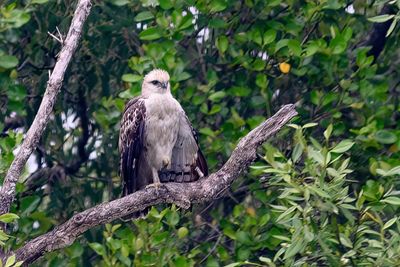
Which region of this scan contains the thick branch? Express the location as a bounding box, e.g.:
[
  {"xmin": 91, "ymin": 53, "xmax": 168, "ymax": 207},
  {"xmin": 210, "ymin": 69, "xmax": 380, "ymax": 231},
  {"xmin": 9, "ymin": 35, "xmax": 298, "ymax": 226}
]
[
  {"xmin": 13, "ymin": 104, "xmax": 297, "ymax": 265},
  {"xmin": 0, "ymin": 0, "xmax": 92, "ymax": 216}
]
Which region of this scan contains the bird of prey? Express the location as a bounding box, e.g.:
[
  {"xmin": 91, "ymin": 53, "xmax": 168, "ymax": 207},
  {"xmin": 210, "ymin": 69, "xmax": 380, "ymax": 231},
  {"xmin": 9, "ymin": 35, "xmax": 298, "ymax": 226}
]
[{"xmin": 119, "ymin": 69, "xmax": 208, "ymax": 197}]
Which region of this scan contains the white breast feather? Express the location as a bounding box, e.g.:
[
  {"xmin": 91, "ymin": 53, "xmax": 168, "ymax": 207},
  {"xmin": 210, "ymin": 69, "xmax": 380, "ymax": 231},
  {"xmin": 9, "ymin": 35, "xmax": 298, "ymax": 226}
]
[{"xmin": 144, "ymin": 94, "xmax": 182, "ymax": 170}]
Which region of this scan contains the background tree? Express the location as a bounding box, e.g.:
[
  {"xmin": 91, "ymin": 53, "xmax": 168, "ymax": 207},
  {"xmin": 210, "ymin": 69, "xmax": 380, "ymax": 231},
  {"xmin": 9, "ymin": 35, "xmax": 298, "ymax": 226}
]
[{"xmin": 0, "ymin": 0, "xmax": 400, "ymax": 266}]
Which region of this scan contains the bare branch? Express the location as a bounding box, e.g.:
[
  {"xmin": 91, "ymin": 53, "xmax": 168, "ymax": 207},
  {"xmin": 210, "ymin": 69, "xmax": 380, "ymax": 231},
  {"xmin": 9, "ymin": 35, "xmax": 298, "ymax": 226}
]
[
  {"xmin": 47, "ymin": 31, "xmax": 63, "ymax": 44},
  {"xmin": 0, "ymin": 0, "xmax": 92, "ymax": 217},
  {"xmin": 13, "ymin": 104, "xmax": 297, "ymax": 265}
]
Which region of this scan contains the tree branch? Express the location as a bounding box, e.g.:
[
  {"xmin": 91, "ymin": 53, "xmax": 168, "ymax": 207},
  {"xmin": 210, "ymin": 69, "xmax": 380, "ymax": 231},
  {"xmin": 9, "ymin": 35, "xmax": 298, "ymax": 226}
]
[
  {"xmin": 12, "ymin": 104, "xmax": 297, "ymax": 265},
  {"xmin": 0, "ymin": 0, "xmax": 92, "ymax": 217}
]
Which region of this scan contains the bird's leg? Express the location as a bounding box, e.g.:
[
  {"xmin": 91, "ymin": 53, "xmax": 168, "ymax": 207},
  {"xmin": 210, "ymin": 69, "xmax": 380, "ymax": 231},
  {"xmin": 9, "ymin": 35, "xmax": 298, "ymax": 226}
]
[
  {"xmin": 146, "ymin": 168, "xmax": 162, "ymax": 190},
  {"xmin": 195, "ymin": 167, "xmax": 204, "ymax": 178}
]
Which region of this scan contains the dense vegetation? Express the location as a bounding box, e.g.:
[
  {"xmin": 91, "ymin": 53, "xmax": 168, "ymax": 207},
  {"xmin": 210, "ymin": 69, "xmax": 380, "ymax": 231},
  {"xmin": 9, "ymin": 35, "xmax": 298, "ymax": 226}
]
[{"xmin": 1, "ymin": 0, "xmax": 400, "ymax": 266}]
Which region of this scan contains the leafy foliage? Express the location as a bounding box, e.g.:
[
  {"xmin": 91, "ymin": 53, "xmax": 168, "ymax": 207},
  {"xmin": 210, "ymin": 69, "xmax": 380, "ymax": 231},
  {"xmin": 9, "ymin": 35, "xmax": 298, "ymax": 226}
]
[{"xmin": 0, "ymin": 0, "xmax": 400, "ymax": 266}]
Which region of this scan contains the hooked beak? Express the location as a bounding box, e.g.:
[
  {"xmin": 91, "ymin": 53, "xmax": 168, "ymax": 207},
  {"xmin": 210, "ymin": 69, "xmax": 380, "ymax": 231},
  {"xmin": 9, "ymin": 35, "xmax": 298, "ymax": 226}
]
[{"xmin": 161, "ymin": 82, "xmax": 168, "ymax": 89}]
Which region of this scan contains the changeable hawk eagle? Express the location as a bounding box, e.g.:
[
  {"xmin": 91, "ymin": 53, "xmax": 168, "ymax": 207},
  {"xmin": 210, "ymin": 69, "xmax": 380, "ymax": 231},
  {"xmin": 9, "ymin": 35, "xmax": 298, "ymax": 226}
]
[{"xmin": 119, "ymin": 69, "xmax": 208, "ymax": 197}]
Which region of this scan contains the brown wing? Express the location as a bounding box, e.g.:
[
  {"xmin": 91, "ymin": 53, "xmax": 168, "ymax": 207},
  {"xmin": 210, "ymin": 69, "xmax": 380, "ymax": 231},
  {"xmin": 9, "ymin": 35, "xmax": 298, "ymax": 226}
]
[
  {"xmin": 119, "ymin": 97, "xmax": 146, "ymax": 196},
  {"xmin": 159, "ymin": 112, "xmax": 208, "ymax": 183}
]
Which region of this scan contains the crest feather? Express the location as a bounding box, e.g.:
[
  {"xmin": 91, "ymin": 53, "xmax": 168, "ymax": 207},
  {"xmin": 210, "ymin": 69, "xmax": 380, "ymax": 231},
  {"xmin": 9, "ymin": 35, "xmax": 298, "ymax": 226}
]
[{"xmin": 144, "ymin": 69, "xmax": 170, "ymax": 82}]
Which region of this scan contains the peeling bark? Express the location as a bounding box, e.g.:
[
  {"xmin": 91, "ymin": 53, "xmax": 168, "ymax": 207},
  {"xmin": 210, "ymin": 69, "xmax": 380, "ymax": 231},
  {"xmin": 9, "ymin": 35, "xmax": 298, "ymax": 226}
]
[{"xmin": 12, "ymin": 104, "xmax": 297, "ymax": 265}]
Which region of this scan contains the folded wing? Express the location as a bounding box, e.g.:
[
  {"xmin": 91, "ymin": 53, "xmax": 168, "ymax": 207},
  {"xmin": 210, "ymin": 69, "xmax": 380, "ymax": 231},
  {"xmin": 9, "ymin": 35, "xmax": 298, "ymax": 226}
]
[
  {"xmin": 160, "ymin": 112, "xmax": 208, "ymax": 182},
  {"xmin": 119, "ymin": 97, "xmax": 146, "ymax": 196}
]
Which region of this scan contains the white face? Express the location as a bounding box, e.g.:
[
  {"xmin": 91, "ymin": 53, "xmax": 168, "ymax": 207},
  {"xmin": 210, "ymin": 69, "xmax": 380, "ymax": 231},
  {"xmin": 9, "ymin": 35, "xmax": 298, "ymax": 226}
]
[{"xmin": 141, "ymin": 69, "xmax": 171, "ymax": 96}]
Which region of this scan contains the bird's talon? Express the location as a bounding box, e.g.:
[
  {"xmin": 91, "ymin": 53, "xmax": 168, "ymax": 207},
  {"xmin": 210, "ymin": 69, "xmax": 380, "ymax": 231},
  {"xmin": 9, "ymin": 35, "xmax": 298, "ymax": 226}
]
[{"xmin": 146, "ymin": 182, "xmax": 162, "ymax": 190}]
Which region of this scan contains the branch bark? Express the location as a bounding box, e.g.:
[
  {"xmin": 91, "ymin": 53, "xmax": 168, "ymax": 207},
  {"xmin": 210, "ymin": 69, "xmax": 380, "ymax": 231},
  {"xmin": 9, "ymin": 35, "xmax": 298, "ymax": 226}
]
[
  {"xmin": 0, "ymin": 0, "xmax": 92, "ymax": 216},
  {"xmin": 12, "ymin": 104, "xmax": 297, "ymax": 265}
]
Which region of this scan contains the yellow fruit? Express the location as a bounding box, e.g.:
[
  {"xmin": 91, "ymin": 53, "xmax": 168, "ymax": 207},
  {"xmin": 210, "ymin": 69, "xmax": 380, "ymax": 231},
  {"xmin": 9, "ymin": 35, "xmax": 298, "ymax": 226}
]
[
  {"xmin": 279, "ymin": 62, "xmax": 291, "ymax": 74},
  {"xmin": 246, "ymin": 207, "xmax": 256, "ymax": 217}
]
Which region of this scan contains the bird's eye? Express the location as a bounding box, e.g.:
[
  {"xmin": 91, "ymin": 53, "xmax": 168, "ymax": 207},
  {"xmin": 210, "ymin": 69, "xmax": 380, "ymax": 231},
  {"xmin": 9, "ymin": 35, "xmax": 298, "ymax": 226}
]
[{"xmin": 151, "ymin": 80, "xmax": 159, "ymax": 85}]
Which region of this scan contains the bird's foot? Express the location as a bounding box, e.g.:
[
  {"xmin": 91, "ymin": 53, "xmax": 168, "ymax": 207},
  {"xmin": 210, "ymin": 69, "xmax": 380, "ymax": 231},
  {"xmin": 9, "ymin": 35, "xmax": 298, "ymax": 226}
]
[
  {"xmin": 145, "ymin": 182, "xmax": 162, "ymax": 190},
  {"xmin": 195, "ymin": 167, "xmax": 205, "ymax": 179}
]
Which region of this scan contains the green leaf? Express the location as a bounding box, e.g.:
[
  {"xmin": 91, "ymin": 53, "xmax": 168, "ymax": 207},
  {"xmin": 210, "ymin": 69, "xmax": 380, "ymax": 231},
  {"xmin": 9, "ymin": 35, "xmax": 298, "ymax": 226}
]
[
  {"xmin": 339, "ymin": 234, "xmax": 353, "ymax": 248},
  {"xmin": 216, "ymin": 36, "xmax": 229, "ymax": 53},
  {"xmin": 210, "ymin": 0, "xmax": 227, "ymax": 12},
  {"xmin": 166, "ymin": 210, "xmax": 179, "ymax": 226},
  {"xmin": 287, "ymin": 124, "xmax": 301, "ymax": 129},
  {"xmin": 381, "ymin": 197, "xmax": 400, "ymax": 205},
  {"xmin": 303, "ymin": 122, "xmax": 318, "ymax": 128},
  {"xmin": 255, "ymin": 73, "xmax": 268, "ymax": 88},
  {"xmin": 209, "ymin": 91, "xmax": 226, "ymax": 102},
  {"xmin": 178, "ymin": 14, "xmax": 193, "ymax": 30},
  {"xmin": 111, "ymin": 224, "xmax": 121, "ymax": 232},
  {"xmin": 284, "ymin": 240, "xmax": 303, "ymax": 259},
  {"xmin": 259, "ymin": 256, "xmax": 272, "ymax": 263},
  {"xmin": 252, "ymin": 58, "xmax": 266, "ymax": 71},
  {"xmin": 288, "ymin": 39, "xmax": 302, "ymax": 56},
  {"xmin": 109, "ymin": 0, "xmax": 130, "ymax": 6},
  {"xmin": 199, "ymin": 127, "xmax": 215, "ymax": 137},
  {"xmin": 89, "ymin": 242, "xmax": 105, "ymax": 256},
  {"xmin": 159, "ymin": 0, "xmax": 173, "ymax": 9},
  {"xmin": 263, "ymin": 29, "xmax": 276, "ymax": 45},
  {"xmin": 368, "ymin": 14, "xmax": 395, "ymax": 23},
  {"xmin": 275, "ymin": 39, "xmax": 289, "ymax": 52},
  {"xmin": 251, "ymin": 30, "xmax": 263, "ymax": 46},
  {"xmin": 224, "ymin": 263, "xmax": 241, "ymax": 267},
  {"xmin": 374, "ymin": 130, "xmax": 397, "ymax": 144},
  {"xmin": 308, "ymin": 147, "xmax": 324, "ymax": 165},
  {"xmin": 236, "ymin": 231, "xmax": 252, "ymax": 245},
  {"xmin": 176, "ymin": 72, "xmax": 191, "ymax": 81},
  {"xmin": 386, "ymin": 18, "xmax": 398, "ymax": 37},
  {"xmin": 330, "ymin": 35, "xmax": 347, "ymax": 55},
  {"xmin": 0, "ymin": 213, "xmax": 19, "ymax": 223},
  {"xmin": 330, "ymin": 140, "xmax": 354, "ymax": 153},
  {"xmin": 276, "ymin": 206, "xmax": 297, "ymax": 222},
  {"xmin": 383, "ymin": 166, "xmax": 400, "ymax": 176},
  {"xmin": 134, "ymin": 11, "xmax": 154, "ymax": 22},
  {"xmin": 228, "ymin": 86, "xmax": 251, "ymax": 97},
  {"xmin": 0, "ymin": 230, "xmax": 10, "ymax": 241},
  {"xmin": 5, "ymin": 254, "xmax": 15, "ymax": 267},
  {"xmin": 177, "ymin": 227, "xmax": 188, "ymax": 238},
  {"xmin": 31, "ymin": 0, "xmax": 49, "ymax": 3},
  {"xmin": 305, "ymin": 41, "xmax": 319, "ymax": 56},
  {"xmin": 292, "ymin": 143, "xmax": 303, "ymax": 163},
  {"xmin": 209, "ymin": 18, "xmax": 227, "ymax": 28},
  {"xmin": 0, "ymin": 55, "xmax": 18, "ymax": 69},
  {"xmin": 383, "ymin": 217, "xmax": 397, "ymax": 230},
  {"xmin": 324, "ymin": 124, "xmax": 333, "ymax": 140},
  {"xmin": 139, "ymin": 27, "xmax": 163, "ymax": 41},
  {"xmin": 121, "ymin": 74, "xmax": 142, "ymax": 83},
  {"xmin": 308, "ymin": 186, "xmax": 331, "ymax": 199}
]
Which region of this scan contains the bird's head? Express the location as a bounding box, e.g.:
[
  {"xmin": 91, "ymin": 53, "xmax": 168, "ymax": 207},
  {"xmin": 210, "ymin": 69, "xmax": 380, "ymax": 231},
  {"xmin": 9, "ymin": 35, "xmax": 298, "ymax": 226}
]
[{"xmin": 142, "ymin": 69, "xmax": 170, "ymax": 96}]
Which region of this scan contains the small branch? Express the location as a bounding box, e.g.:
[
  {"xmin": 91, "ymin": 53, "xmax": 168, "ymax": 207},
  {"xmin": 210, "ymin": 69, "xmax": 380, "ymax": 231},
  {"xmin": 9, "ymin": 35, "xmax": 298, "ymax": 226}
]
[
  {"xmin": 47, "ymin": 31, "xmax": 63, "ymax": 44},
  {"xmin": 0, "ymin": 0, "xmax": 92, "ymax": 217},
  {"xmin": 13, "ymin": 104, "xmax": 297, "ymax": 265}
]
